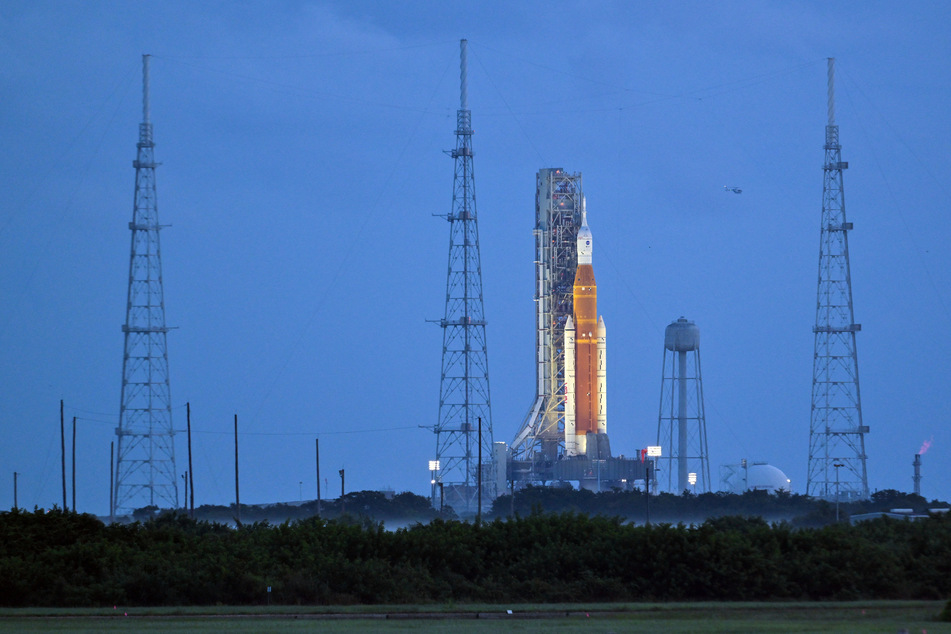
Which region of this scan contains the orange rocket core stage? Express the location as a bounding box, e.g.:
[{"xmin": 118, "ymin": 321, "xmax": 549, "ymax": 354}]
[{"xmin": 572, "ymin": 264, "xmax": 598, "ymax": 436}]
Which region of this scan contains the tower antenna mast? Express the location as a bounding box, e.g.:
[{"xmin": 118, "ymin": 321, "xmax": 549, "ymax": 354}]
[
  {"xmin": 114, "ymin": 54, "xmax": 178, "ymax": 516},
  {"xmin": 432, "ymin": 39, "xmax": 494, "ymax": 515},
  {"xmin": 806, "ymin": 58, "xmax": 869, "ymax": 500}
]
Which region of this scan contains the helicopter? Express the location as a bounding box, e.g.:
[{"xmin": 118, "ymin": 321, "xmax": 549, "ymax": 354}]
[{"xmin": 723, "ymin": 186, "xmax": 742, "ymax": 194}]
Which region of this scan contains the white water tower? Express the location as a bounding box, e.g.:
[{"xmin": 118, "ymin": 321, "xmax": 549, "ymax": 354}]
[{"xmin": 656, "ymin": 317, "xmax": 711, "ymax": 493}]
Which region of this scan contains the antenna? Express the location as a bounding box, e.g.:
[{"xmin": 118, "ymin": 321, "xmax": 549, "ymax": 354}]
[
  {"xmin": 807, "ymin": 57, "xmax": 869, "ymax": 500},
  {"xmin": 460, "ymin": 39, "xmax": 468, "ymax": 112},
  {"xmin": 432, "ymin": 39, "xmax": 494, "ymax": 515},
  {"xmin": 827, "ymin": 57, "xmax": 835, "ymax": 127},
  {"xmin": 143, "ymin": 54, "xmax": 151, "ymax": 125},
  {"xmin": 114, "ymin": 55, "xmax": 178, "ymax": 516}
]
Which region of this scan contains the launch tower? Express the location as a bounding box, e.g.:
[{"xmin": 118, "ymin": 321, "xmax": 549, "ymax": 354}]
[
  {"xmin": 114, "ymin": 55, "xmax": 178, "ymax": 516},
  {"xmin": 806, "ymin": 58, "xmax": 869, "ymax": 500},
  {"xmin": 433, "ymin": 40, "xmax": 495, "ymax": 514},
  {"xmin": 511, "ymin": 169, "xmax": 584, "ymax": 464}
]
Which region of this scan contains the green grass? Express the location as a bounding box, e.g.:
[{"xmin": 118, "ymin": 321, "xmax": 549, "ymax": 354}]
[{"xmin": 0, "ymin": 601, "xmax": 947, "ymax": 633}]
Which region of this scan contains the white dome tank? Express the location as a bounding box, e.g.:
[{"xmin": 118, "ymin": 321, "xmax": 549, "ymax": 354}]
[{"xmin": 728, "ymin": 463, "xmax": 791, "ymax": 494}]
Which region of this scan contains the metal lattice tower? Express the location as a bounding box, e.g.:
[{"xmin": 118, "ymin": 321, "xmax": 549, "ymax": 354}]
[
  {"xmin": 656, "ymin": 317, "xmax": 710, "ymax": 494},
  {"xmin": 113, "ymin": 55, "xmax": 178, "ymax": 516},
  {"xmin": 433, "ymin": 39, "xmax": 494, "ymax": 514},
  {"xmin": 511, "ymin": 169, "xmax": 583, "ymax": 466},
  {"xmin": 806, "ymin": 58, "xmax": 869, "ymax": 501}
]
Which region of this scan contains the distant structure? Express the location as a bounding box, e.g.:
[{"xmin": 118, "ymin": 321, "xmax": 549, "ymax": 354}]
[
  {"xmin": 720, "ymin": 461, "xmax": 791, "ymax": 494},
  {"xmin": 806, "ymin": 58, "xmax": 869, "ymax": 501},
  {"xmin": 563, "ymin": 198, "xmax": 608, "ymax": 459},
  {"xmin": 432, "ymin": 40, "xmax": 495, "ymax": 514},
  {"xmin": 656, "ymin": 317, "xmax": 710, "ymax": 493},
  {"xmin": 503, "ymin": 172, "xmax": 645, "ymax": 491},
  {"xmin": 113, "ymin": 55, "xmax": 178, "ymax": 516},
  {"xmin": 913, "ymin": 454, "xmax": 921, "ymax": 496},
  {"xmin": 511, "ymin": 169, "xmax": 584, "ymax": 465}
]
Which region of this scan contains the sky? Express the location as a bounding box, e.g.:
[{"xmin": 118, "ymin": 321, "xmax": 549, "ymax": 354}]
[{"xmin": 1, "ymin": 1, "xmax": 949, "ymax": 515}]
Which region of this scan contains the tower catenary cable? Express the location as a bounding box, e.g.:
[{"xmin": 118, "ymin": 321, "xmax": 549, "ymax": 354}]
[
  {"xmin": 433, "ymin": 39, "xmax": 494, "ymax": 514},
  {"xmin": 806, "ymin": 58, "xmax": 869, "ymax": 501},
  {"xmin": 114, "ymin": 55, "xmax": 178, "ymax": 516}
]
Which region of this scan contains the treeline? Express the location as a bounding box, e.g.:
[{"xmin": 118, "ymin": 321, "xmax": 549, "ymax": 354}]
[
  {"xmin": 135, "ymin": 490, "xmax": 446, "ymax": 525},
  {"xmin": 491, "ymin": 487, "xmax": 947, "ymax": 527},
  {"xmin": 130, "ymin": 487, "xmax": 945, "ymax": 528},
  {"xmin": 2, "ymin": 507, "xmax": 950, "ymax": 607}
]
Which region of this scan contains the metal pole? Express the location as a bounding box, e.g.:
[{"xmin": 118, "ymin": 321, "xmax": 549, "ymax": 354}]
[
  {"xmin": 13, "ymin": 471, "xmax": 17, "ymax": 511},
  {"xmin": 60, "ymin": 400, "xmax": 66, "ymax": 510},
  {"xmin": 477, "ymin": 417, "xmax": 482, "ymax": 526},
  {"xmin": 187, "ymin": 402, "xmax": 194, "ymax": 518},
  {"xmin": 234, "ymin": 414, "xmax": 241, "ymax": 526},
  {"xmin": 646, "ymin": 462, "xmax": 651, "ymax": 526},
  {"xmin": 339, "ymin": 469, "xmax": 345, "ymax": 515},
  {"xmin": 109, "ymin": 441, "xmax": 114, "ymax": 523},
  {"xmin": 315, "ymin": 438, "xmax": 321, "ymax": 515},
  {"xmin": 71, "ymin": 416, "xmax": 76, "ymax": 512},
  {"xmin": 834, "ymin": 462, "xmax": 843, "ymax": 522},
  {"xmin": 677, "ymin": 350, "xmax": 688, "ymax": 493}
]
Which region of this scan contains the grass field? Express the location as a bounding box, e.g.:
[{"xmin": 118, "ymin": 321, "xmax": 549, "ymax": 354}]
[{"xmin": 0, "ymin": 601, "xmax": 947, "ymax": 633}]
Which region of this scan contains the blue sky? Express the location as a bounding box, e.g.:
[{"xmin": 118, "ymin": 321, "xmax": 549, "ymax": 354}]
[{"xmin": 1, "ymin": 1, "xmax": 949, "ymax": 514}]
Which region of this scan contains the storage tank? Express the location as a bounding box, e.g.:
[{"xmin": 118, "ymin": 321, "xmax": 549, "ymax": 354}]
[
  {"xmin": 727, "ymin": 462, "xmax": 792, "ymax": 494},
  {"xmin": 664, "ymin": 317, "xmax": 699, "ymax": 352}
]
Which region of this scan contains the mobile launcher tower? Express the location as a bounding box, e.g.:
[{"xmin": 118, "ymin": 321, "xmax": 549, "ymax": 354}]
[{"xmin": 506, "ymin": 169, "xmax": 648, "ymax": 490}]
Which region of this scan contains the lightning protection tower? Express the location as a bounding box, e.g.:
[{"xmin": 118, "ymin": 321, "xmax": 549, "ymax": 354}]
[
  {"xmin": 113, "ymin": 55, "xmax": 178, "ymax": 516},
  {"xmin": 433, "ymin": 39, "xmax": 494, "ymax": 515},
  {"xmin": 806, "ymin": 58, "xmax": 869, "ymax": 501},
  {"xmin": 510, "ymin": 169, "xmax": 583, "ymax": 466},
  {"xmin": 656, "ymin": 317, "xmax": 711, "ymax": 493}
]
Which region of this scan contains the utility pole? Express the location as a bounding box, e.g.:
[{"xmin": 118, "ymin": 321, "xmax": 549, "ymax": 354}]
[
  {"xmin": 315, "ymin": 438, "xmax": 321, "ymax": 516},
  {"xmin": 834, "ymin": 462, "xmax": 844, "ymax": 522},
  {"xmin": 338, "ymin": 468, "xmax": 347, "ymax": 516},
  {"xmin": 234, "ymin": 414, "xmax": 241, "ymax": 527},
  {"xmin": 187, "ymin": 403, "xmax": 194, "ymax": 518},
  {"xmin": 71, "ymin": 416, "xmax": 76, "ymax": 512},
  {"xmin": 13, "ymin": 472, "xmax": 18, "ymax": 511},
  {"xmin": 477, "ymin": 416, "xmax": 482, "ymax": 526},
  {"xmin": 109, "ymin": 442, "xmax": 114, "ymax": 523},
  {"xmin": 60, "ymin": 400, "xmax": 66, "ymax": 510}
]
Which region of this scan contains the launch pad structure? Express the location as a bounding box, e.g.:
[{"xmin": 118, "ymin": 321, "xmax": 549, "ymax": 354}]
[
  {"xmin": 505, "ymin": 168, "xmax": 649, "ymax": 491},
  {"xmin": 511, "ymin": 169, "xmax": 583, "ymax": 465}
]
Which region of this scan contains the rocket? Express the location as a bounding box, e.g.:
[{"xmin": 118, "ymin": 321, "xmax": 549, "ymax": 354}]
[{"xmin": 564, "ymin": 197, "xmax": 607, "ymax": 457}]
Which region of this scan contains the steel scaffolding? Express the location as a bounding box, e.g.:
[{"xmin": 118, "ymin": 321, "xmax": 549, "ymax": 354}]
[
  {"xmin": 806, "ymin": 58, "xmax": 869, "ymax": 501},
  {"xmin": 510, "ymin": 169, "xmax": 583, "ymax": 468},
  {"xmin": 433, "ymin": 40, "xmax": 494, "ymax": 515},
  {"xmin": 114, "ymin": 55, "xmax": 178, "ymax": 516}
]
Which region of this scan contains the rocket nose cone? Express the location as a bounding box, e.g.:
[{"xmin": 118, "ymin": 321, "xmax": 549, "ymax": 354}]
[{"xmin": 576, "ymin": 199, "xmax": 593, "ymax": 264}]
